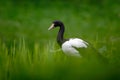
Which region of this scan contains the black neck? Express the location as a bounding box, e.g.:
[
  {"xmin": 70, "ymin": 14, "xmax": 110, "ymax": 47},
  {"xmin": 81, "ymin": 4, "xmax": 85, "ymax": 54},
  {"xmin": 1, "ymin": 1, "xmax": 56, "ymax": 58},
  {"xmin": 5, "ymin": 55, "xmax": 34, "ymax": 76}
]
[{"xmin": 57, "ymin": 24, "xmax": 65, "ymax": 46}]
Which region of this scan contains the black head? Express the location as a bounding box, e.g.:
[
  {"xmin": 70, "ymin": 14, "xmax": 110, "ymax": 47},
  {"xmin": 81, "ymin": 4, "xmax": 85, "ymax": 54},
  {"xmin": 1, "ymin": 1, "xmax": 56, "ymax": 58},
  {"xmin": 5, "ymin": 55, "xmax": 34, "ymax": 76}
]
[{"xmin": 48, "ymin": 20, "xmax": 64, "ymax": 30}]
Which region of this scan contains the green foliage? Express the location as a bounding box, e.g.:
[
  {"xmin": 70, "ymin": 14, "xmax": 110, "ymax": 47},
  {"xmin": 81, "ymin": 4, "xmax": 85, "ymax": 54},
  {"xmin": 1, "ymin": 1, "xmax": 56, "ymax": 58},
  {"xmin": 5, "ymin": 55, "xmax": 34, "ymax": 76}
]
[
  {"xmin": 0, "ymin": 0, "xmax": 120, "ymax": 80},
  {"xmin": 0, "ymin": 39, "xmax": 120, "ymax": 80}
]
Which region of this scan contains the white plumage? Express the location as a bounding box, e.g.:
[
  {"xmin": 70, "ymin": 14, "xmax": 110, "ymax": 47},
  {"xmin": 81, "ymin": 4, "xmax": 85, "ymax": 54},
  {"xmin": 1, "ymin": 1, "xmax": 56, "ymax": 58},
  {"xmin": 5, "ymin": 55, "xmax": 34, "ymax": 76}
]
[{"xmin": 62, "ymin": 38, "xmax": 89, "ymax": 57}]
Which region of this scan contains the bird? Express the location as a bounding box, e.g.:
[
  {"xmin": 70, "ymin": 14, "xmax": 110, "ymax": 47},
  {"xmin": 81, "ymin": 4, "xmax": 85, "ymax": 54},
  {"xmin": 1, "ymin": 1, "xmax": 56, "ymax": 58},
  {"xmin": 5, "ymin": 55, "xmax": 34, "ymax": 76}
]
[{"xmin": 48, "ymin": 20, "xmax": 89, "ymax": 57}]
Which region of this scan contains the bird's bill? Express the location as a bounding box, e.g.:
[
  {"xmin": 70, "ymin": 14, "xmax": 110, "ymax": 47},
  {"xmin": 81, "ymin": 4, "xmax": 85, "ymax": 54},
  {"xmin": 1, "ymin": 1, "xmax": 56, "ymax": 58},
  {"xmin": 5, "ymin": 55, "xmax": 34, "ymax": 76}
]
[{"xmin": 48, "ymin": 24, "xmax": 54, "ymax": 30}]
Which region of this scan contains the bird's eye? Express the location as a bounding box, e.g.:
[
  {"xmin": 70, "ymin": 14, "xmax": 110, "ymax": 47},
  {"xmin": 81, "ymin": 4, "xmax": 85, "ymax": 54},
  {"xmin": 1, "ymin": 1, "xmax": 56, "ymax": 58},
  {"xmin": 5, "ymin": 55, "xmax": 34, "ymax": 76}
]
[{"xmin": 54, "ymin": 24, "xmax": 57, "ymax": 27}]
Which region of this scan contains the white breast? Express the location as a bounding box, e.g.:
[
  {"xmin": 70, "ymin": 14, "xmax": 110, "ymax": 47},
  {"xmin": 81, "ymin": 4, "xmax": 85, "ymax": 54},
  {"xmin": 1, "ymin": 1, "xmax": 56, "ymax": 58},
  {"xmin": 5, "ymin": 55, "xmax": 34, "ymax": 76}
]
[{"xmin": 62, "ymin": 38, "xmax": 89, "ymax": 57}]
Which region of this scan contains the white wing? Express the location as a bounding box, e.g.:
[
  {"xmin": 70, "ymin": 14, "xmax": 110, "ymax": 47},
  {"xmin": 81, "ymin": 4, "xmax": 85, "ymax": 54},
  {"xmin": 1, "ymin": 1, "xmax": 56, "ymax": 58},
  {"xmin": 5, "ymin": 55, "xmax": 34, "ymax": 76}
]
[
  {"xmin": 61, "ymin": 38, "xmax": 89, "ymax": 57},
  {"xmin": 69, "ymin": 38, "xmax": 89, "ymax": 48}
]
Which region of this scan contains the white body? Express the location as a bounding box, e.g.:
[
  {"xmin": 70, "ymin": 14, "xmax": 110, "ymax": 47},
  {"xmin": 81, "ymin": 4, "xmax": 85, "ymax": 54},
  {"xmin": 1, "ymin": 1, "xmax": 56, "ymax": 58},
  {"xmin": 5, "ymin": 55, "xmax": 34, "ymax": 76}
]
[{"xmin": 62, "ymin": 38, "xmax": 89, "ymax": 57}]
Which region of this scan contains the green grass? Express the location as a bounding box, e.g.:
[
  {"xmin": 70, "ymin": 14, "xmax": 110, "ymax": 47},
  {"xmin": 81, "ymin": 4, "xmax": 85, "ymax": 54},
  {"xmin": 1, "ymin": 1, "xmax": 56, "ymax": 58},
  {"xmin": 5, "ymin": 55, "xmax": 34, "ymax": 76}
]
[
  {"xmin": 0, "ymin": 0, "xmax": 120, "ymax": 80},
  {"xmin": 0, "ymin": 38, "xmax": 119, "ymax": 80}
]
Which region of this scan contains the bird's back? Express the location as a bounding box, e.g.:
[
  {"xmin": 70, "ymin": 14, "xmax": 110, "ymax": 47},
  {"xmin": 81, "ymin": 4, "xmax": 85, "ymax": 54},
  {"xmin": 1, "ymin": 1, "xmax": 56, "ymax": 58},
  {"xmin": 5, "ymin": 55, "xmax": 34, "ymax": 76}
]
[{"xmin": 61, "ymin": 38, "xmax": 89, "ymax": 57}]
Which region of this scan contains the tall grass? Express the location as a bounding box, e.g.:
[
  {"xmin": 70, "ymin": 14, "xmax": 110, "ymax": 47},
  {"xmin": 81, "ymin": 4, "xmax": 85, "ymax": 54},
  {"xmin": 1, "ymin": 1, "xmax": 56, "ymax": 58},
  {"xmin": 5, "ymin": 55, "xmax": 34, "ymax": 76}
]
[{"xmin": 0, "ymin": 38, "xmax": 119, "ymax": 80}]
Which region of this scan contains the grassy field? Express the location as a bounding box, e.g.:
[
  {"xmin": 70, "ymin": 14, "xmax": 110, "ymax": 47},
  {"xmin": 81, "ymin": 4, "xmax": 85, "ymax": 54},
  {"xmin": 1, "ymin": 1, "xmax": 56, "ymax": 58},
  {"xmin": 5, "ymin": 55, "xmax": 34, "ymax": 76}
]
[{"xmin": 0, "ymin": 0, "xmax": 120, "ymax": 80}]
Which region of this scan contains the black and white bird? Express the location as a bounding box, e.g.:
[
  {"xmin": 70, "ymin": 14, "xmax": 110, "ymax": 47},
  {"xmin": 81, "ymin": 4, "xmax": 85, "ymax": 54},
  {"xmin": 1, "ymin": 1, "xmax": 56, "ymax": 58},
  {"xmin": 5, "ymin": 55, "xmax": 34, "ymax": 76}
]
[{"xmin": 48, "ymin": 20, "xmax": 89, "ymax": 57}]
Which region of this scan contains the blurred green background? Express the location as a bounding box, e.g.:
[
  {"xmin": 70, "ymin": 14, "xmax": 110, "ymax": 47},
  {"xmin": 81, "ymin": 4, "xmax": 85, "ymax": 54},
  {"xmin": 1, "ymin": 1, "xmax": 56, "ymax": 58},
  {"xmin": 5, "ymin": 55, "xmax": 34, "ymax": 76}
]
[{"xmin": 0, "ymin": 0, "xmax": 120, "ymax": 80}]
